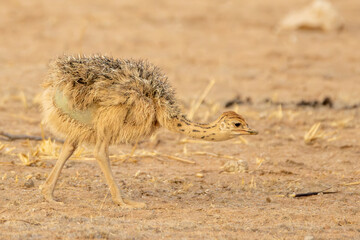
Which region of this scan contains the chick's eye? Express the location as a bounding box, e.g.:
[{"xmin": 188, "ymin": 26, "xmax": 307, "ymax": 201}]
[{"xmin": 234, "ymin": 123, "xmax": 241, "ymax": 127}]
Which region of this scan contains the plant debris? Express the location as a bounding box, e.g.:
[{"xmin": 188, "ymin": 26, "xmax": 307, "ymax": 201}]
[
  {"xmin": 0, "ymin": 131, "xmax": 64, "ymax": 143},
  {"xmin": 0, "ymin": 131, "xmax": 43, "ymax": 141},
  {"xmin": 297, "ymin": 96, "xmax": 333, "ymax": 108},
  {"xmin": 303, "ymin": 122, "xmax": 335, "ymax": 144},
  {"xmin": 188, "ymin": 79, "xmax": 215, "ymax": 120},
  {"xmin": 224, "ymin": 95, "xmax": 252, "ymax": 108},
  {"xmin": 262, "ymin": 96, "xmax": 340, "ymax": 109}
]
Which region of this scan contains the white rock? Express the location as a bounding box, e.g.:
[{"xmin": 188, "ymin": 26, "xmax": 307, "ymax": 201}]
[{"xmin": 278, "ymin": 0, "xmax": 343, "ymax": 31}]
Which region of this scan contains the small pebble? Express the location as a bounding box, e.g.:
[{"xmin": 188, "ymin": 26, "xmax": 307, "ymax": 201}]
[
  {"xmin": 24, "ymin": 179, "xmax": 35, "ymax": 188},
  {"xmin": 266, "ymin": 197, "xmax": 271, "ymax": 203},
  {"xmin": 35, "ymin": 173, "xmax": 43, "ymax": 180}
]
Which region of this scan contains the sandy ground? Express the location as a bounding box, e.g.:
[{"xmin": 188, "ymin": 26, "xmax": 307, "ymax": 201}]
[{"xmin": 0, "ymin": 0, "xmax": 359, "ymax": 239}]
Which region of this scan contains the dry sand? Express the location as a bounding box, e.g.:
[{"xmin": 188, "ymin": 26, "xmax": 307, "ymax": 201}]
[{"xmin": 0, "ymin": 0, "xmax": 359, "ymax": 239}]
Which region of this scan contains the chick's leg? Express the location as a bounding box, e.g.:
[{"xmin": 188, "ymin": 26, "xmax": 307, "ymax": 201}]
[
  {"xmin": 94, "ymin": 140, "xmax": 146, "ymax": 208},
  {"xmin": 41, "ymin": 139, "xmax": 77, "ymax": 204}
]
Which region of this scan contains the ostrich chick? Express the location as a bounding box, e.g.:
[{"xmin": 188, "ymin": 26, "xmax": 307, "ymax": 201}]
[{"xmin": 41, "ymin": 55, "xmax": 258, "ymax": 208}]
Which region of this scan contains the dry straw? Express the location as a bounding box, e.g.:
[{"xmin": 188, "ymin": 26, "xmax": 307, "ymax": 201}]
[
  {"xmin": 304, "ymin": 122, "xmax": 331, "ymax": 144},
  {"xmin": 188, "ymin": 79, "xmax": 216, "ymax": 120}
]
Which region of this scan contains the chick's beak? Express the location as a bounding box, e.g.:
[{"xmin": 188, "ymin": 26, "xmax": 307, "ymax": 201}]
[
  {"xmin": 233, "ymin": 128, "xmax": 258, "ymax": 135},
  {"xmin": 246, "ymin": 129, "xmax": 258, "ymax": 135}
]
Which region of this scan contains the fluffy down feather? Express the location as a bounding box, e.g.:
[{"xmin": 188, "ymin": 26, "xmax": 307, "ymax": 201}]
[{"xmin": 42, "ymin": 55, "xmax": 181, "ymax": 144}]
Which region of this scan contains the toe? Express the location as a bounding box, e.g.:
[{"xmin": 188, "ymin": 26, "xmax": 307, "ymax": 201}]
[
  {"xmin": 113, "ymin": 198, "xmax": 146, "ymax": 208},
  {"xmin": 42, "ymin": 189, "xmax": 64, "ymax": 205},
  {"xmin": 123, "ymin": 199, "xmax": 146, "ymax": 208},
  {"xmin": 44, "ymin": 195, "xmax": 64, "ymax": 205}
]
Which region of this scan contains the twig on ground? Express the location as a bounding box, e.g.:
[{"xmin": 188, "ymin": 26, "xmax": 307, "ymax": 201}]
[
  {"xmin": 289, "ymin": 187, "xmax": 338, "ymax": 198},
  {"xmin": 0, "ymin": 131, "xmax": 43, "ymax": 141},
  {"xmin": 160, "ymin": 154, "xmax": 196, "ymax": 164},
  {"xmin": 0, "ymin": 219, "xmax": 41, "ymax": 226},
  {"xmin": 110, "ymin": 151, "xmax": 196, "ymax": 165},
  {"xmin": 0, "ymin": 131, "xmax": 63, "ymax": 143}
]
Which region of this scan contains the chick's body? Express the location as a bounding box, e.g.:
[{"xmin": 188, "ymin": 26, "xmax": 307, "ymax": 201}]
[
  {"xmin": 42, "ymin": 55, "xmax": 180, "ymax": 144},
  {"xmin": 40, "ymin": 55, "xmax": 258, "ymax": 208}
]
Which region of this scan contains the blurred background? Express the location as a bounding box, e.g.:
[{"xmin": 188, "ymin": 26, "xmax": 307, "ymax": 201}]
[{"xmin": 1, "ymin": 0, "xmax": 359, "ymax": 106}]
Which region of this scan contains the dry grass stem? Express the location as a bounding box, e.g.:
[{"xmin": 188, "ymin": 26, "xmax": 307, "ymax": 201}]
[
  {"xmin": 249, "ymin": 176, "xmax": 256, "ymax": 189},
  {"xmin": 188, "ymin": 151, "xmax": 218, "ymax": 157},
  {"xmin": 99, "ymin": 189, "xmax": 110, "ymax": 212},
  {"xmin": 304, "ymin": 122, "xmax": 326, "ymax": 144},
  {"xmin": 0, "ymin": 142, "xmax": 7, "ymax": 152},
  {"xmin": 37, "ymin": 139, "xmax": 61, "ymax": 157},
  {"xmin": 162, "ymin": 154, "xmax": 195, "ymax": 164},
  {"xmin": 0, "ymin": 208, "xmax": 7, "ymax": 215},
  {"xmin": 341, "ymin": 181, "xmax": 360, "ymax": 186},
  {"xmin": 109, "ymin": 150, "xmax": 195, "ymax": 164},
  {"xmin": 183, "ymin": 144, "xmax": 188, "ymax": 155},
  {"xmin": 127, "ymin": 140, "xmax": 139, "ymax": 162},
  {"xmin": 188, "ymin": 79, "xmax": 216, "ymax": 120}
]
